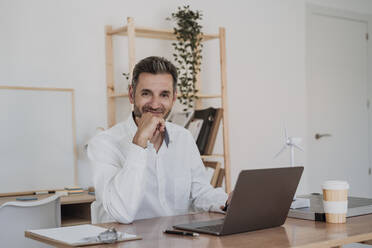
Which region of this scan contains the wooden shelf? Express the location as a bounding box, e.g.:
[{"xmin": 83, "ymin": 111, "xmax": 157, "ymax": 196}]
[
  {"xmin": 201, "ymin": 154, "xmax": 224, "ymax": 160},
  {"xmin": 105, "ymin": 17, "xmax": 232, "ymax": 193},
  {"xmin": 109, "ymin": 92, "xmax": 221, "ymax": 99},
  {"xmin": 107, "ymin": 26, "xmax": 219, "ymax": 41},
  {"xmin": 60, "ymin": 193, "xmax": 95, "ymax": 205}
]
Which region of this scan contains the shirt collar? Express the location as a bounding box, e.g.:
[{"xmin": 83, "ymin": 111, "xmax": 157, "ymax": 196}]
[{"xmin": 127, "ymin": 112, "xmax": 171, "ymax": 147}]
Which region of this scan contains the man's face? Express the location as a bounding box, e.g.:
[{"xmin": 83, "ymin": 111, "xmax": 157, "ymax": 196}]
[{"xmin": 129, "ymin": 72, "xmax": 176, "ymax": 120}]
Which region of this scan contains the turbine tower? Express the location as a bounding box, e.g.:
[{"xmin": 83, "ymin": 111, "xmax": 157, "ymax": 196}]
[{"xmin": 274, "ymin": 128, "xmax": 310, "ymax": 209}]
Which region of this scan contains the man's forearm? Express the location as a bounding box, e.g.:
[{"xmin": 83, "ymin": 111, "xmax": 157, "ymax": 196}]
[
  {"xmin": 133, "ymin": 132, "xmax": 148, "ymax": 148},
  {"xmin": 88, "ymin": 136, "xmax": 148, "ymax": 224},
  {"xmin": 103, "ymin": 161, "xmax": 147, "ymax": 223}
]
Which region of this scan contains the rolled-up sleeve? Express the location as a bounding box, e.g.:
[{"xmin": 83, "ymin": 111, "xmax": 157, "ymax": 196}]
[
  {"xmin": 186, "ymin": 133, "xmax": 228, "ymax": 212},
  {"xmin": 87, "ymin": 133, "xmax": 147, "ymax": 223}
]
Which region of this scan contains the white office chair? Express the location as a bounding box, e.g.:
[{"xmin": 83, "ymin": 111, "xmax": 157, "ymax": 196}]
[{"xmin": 0, "ymin": 195, "xmax": 61, "ymax": 248}]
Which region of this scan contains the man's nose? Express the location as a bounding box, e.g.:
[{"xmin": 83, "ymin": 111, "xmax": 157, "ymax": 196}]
[{"xmin": 148, "ymin": 96, "xmax": 161, "ymax": 109}]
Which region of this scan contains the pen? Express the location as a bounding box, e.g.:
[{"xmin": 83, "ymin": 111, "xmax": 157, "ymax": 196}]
[{"xmin": 164, "ymin": 230, "xmax": 199, "ymax": 237}]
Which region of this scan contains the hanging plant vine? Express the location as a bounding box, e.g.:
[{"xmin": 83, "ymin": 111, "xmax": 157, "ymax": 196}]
[{"xmin": 167, "ymin": 5, "xmax": 203, "ymax": 110}]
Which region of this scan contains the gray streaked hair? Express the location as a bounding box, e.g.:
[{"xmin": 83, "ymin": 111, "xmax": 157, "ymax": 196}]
[{"xmin": 131, "ymin": 56, "xmax": 178, "ymax": 95}]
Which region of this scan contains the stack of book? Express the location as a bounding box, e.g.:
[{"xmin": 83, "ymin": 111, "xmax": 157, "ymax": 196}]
[
  {"xmin": 168, "ymin": 107, "xmax": 223, "ymax": 155},
  {"xmin": 189, "ymin": 107, "xmax": 223, "ymax": 155},
  {"xmin": 64, "ymin": 187, "xmax": 84, "ymax": 195}
]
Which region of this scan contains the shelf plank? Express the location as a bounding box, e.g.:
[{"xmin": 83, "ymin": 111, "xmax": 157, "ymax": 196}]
[
  {"xmin": 109, "ymin": 93, "xmax": 129, "ymax": 98},
  {"xmin": 107, "ymin": 26, "xmax": 219, "ymax": 41},
  {"xmin": 0, "ymin": 86, "xmax": 73, "ymax": 92},
  {"xmin": 195, "ymin": 94, "xmax": 221, "ymax": 99},
  {"xmin": 110, "ymin": 93, "xmax": 221, "ymax": 99},
  {"xmin": 61, "ymin": 193, "xmax": 95, "ymax": 205},
  {"xmin": 0, "ymin": 192, "xmax": 95, "ymax": 205},
  {"xmin": 107, "ymin": 26, "xmax": 128, "ymax": 35},
  {"xmin": 201, "ymin": 154, "xmax": 224, "ymax": 160}
]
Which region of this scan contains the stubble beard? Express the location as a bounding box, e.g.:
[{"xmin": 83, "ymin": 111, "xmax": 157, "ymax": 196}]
[{"xmin": 133, "ymin": 102, "xmax": 172, "ymax": 120}]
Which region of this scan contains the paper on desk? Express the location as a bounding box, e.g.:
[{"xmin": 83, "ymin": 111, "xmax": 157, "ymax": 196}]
[{"xmin": 28, "ymin": 224, "xmax": 139, "ymax": 246}]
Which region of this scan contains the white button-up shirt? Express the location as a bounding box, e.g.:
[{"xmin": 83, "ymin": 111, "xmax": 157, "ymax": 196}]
[{"xmin": 87, "ymin": 114, "xmax": 227, "ymax": 224}]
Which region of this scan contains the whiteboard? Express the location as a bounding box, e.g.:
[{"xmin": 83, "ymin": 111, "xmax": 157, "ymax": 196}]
[{"xmin": 0, "ymin": 86, "xmax": 77, "ymax": 194}]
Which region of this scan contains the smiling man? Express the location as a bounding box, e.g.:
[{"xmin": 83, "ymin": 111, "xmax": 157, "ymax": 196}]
[{"xmin": 87, "ymin": 56, "xmax": 228, "ymax": 224}]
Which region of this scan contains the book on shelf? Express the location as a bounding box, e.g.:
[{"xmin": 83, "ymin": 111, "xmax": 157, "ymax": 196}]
[
  {"xmin": 188, "ymin": 107, "xmax": 223, "ymax": 155},
  {"xmin": 67, "ymin": 190, "xmax": 84, "ymax": 195},
  {"xmin": 64, "ymin": 187, "xmax": 84, "ymax": 195},
  {"xmin": 188, "ymin": 119, "xmax": 204, "ymax": 141},
  {"xmin": 64, "ymin": 187, "xmax": 83, "ymax": 191},
  {"xmin": 167, "ymin": 110, "xmax": 194, "ymax": 127}
]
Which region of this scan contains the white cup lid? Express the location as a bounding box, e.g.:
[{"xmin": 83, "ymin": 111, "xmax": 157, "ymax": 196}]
[{"xmin": 322, "ymin": 180, "xmax": 349, "ymax": 190}]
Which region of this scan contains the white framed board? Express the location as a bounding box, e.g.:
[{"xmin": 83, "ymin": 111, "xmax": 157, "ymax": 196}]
[{"xmin": 0, "ymin": 86, "xmax": 77, "ymax": 195}]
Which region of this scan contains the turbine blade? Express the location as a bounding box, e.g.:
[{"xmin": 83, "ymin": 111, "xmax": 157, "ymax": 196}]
[
  {"xmin": 274, "ymin": 145, "xmax": 287, "ymax": 158},
  {"xmin": 293, "ymin": 144, "xmax": 304, "ymax": 151},
  {"xmin": 284, "ymin": 127, "xmax": 288, "ymax": 140}
]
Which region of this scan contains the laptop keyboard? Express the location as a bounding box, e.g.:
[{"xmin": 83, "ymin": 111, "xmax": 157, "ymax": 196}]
[{"xmin": 196, "ymin": 224, "xmax": 223, "ymax": 233}]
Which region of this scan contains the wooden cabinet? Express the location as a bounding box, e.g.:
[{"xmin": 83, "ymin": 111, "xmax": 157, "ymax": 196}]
[{"xmin": 60, "ymin": 192, "xmax": 95, "ymax": 226}]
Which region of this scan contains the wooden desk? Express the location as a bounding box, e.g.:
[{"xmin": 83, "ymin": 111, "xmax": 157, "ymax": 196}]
[
  {"xmin": 0, "ymin": 192, "xmax": 95, "ymax": 226},
  {"xmin": 26, "ymin": 212, "xmax": 372, "ymax": 248}
]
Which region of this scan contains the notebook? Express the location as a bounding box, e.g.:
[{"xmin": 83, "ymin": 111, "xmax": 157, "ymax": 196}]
[
  {"xmin": 288, "ymin": 194, "xmax": 372, "ymax": 221},
  {"xmin": 26, "ymin": 224, "xmax": 141, "ymax": 246}
]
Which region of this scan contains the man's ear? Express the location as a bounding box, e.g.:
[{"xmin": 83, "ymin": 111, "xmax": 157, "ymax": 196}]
[
  {"xmin": 129, "ymin": 85, "xmax": 134, "ymax": 104},
  {"xmin": 172, "ymin": 90, "xmax": 177, "ymax": 103}
]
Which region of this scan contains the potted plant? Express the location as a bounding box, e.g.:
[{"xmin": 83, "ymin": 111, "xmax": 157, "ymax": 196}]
[{"xmin": 167, "ymin": 5, "xmax": 203, "ymax": 110}]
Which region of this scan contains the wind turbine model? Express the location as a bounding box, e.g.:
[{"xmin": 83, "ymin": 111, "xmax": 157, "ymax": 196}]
[
  {"xmin": 274, "ymin": 128, "xmax": 310, "ymax": 209},
  {"xmin": 274, "ymin": 128, "xmax": 303, "ymax": 166}
]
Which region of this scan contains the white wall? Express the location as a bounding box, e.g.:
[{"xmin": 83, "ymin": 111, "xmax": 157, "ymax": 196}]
[{"xmin": 1, "ymin": 0, "xmax": 372, "ymax": 194}]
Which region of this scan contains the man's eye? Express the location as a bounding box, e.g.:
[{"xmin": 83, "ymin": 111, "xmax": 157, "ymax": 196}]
[
  {"xmin": 141, "ymin": 92, "xmax": 149, "ymax": 96},
  {"xmin": 161, "ymin": 94, "xmax": 169, "ymax": 98}
]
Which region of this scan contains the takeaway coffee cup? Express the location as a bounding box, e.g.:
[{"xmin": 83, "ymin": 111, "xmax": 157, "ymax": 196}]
[{"xmin": 322, "ymin": 180, "xmax": 349, "ymax": 223}]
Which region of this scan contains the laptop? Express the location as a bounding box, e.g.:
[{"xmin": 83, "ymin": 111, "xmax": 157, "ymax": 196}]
[{"xmin": 174, "ymin": 166, "xmax": 303, "ymax": 236}]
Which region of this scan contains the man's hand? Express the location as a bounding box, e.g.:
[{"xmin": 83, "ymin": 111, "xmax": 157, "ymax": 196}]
[
  {"xmin": 220, "ymin": 191, "xmax": 233, "ymax": 211},
  {"xmin": 132, "ymin": 113, "xmax": 165, "ymax": 148}
]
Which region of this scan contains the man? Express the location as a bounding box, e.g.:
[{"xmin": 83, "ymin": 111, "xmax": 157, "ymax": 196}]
[{"xmin": 88, "ymin": 56, "xmax": 228, "ymax": 224}]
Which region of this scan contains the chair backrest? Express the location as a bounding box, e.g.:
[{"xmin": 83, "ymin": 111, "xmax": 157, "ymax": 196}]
[{"xmin": 0, "ymin": 195, "xmax": 61, "ymax": 248}]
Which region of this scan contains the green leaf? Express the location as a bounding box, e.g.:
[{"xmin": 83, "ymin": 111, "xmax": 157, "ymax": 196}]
[{"xmin": 170, "ymin": 5, "xmax": 204, "ymax": 108}]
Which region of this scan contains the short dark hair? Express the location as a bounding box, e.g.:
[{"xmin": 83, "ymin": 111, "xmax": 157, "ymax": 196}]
[{"xmin": 131, "ymin": 56, "xmax": 178, "ymax": 95}]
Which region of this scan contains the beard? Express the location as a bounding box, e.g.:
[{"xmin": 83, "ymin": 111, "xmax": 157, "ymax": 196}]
[{"xmin": 133, "ymin": 103, "xmax": 171, "ymax": 120}]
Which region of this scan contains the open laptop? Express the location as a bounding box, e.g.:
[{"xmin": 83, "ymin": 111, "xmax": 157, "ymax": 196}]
[{"xmin": 174, "ymin": 166, "xmax": 303, "ymax": 236}]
